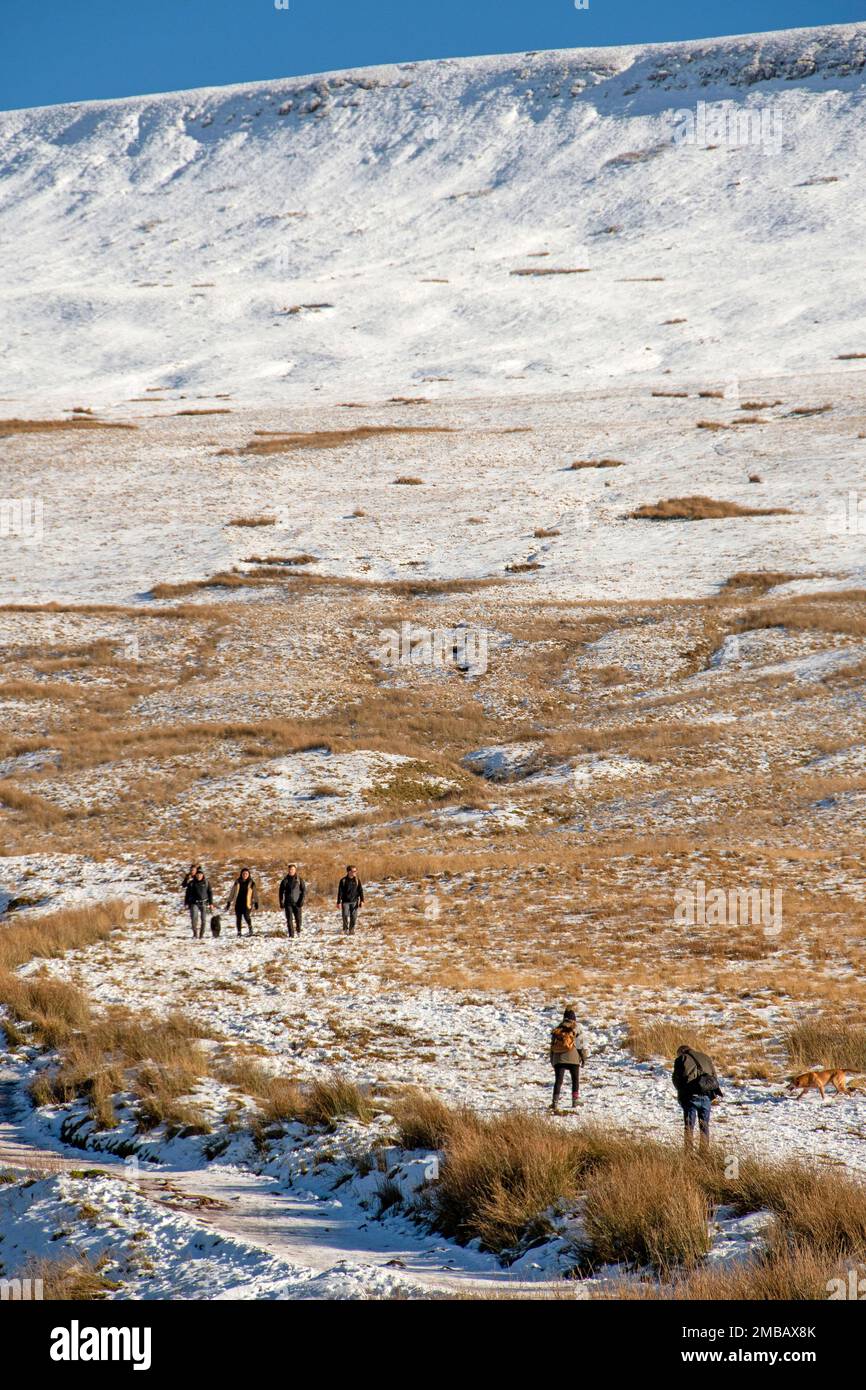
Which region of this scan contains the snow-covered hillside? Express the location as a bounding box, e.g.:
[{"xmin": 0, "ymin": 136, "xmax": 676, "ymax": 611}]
[{"xmin": 2, "ymin": 23, "xmax": 866, "ymax": 405}]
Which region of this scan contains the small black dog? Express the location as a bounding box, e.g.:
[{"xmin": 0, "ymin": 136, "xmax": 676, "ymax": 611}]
[{"xmin": 210, "ymin": 914, "xmax": 222, "ymax": 939}]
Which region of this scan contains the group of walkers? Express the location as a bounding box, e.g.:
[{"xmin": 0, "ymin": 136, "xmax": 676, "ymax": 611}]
[
  {"xmin": 181, "ymin": 863, "xmax": 365, "ymax": 939},
  {"xmin": 183, "ymin": 869, "xmax": 722, "ymax": 1146},
  {"xmin": 549, "ymin": 1008, "xmax": 723, "ymax": 1150}
]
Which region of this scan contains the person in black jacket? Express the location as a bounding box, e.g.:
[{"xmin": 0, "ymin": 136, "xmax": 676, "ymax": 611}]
[
  {"xmin": 672, "ymin": 1044, "xmax": 722, "ymax": 1153},
  {"xmin": 279, "ymin": 863, "xmax": 306, "ymax": 938},
  {"xmin": 184, "ymin": 868, "xmax": 213, "ymax": 939},
  {"xmin": 336, "ymin": 865, "xmax": 364, "ymax": 934}
]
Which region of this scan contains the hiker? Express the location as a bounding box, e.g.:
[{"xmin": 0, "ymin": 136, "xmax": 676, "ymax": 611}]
[
  {"xmin": 672, "ymin": 1044, "xmax": 723, "ymax": 1153},
  {"xmin": 278, "ymin": 863, "xmax": 306, "ymax": 938},
  {"xmin": 226, "ymin": 867, "xmax": 259, "ymax": 937},
  {"xmin": 337, "ymin": 865, "xmax": 364, "ymax": 934},
  {"xmin": 550, "ymin": 1007, "xmax": 587, "ymax": 1112},
  {"xmin": 184, "ymin": 868, "xmax": 213, "ymax": 940}
]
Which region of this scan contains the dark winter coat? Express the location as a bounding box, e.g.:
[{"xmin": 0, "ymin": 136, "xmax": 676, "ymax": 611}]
[
  {"xmin": 279, "ymin": 873, "xmax": 306, "ymax": 909},
  {"xmin": 227, "ymin": 877, "xmax": 259, "ymax": 913},
  {"xmin": 550, "ymin": 1021, "xmax": 587, "ymax": 1068},
  {"xmin": 672, "ymin": 1047, "xmax": 721, "ymax": 1103},
  {"xmin": 184, "ymin": 877, "xmax": 213, "ymax": 908},
  {"xmin": 337, "ymin": 875, "xmax": 364, "ymax": 906}
]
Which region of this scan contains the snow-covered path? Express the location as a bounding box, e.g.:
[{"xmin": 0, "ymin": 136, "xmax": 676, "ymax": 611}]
[{"xmin": 0, "ymin": 1072, "xmax": 565, "ymax": 1297}]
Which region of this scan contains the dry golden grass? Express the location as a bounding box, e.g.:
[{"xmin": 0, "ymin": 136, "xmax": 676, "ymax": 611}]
[
  {"xmin": 0, "ymin": 600, "xmax": 227, "ymax": 620},
  {"xmin": 21, "ymin": 1254, "xmax": 120, "ymax": 1300},
  {"xmin": 782, "ymin": 1019, "xmax": 866, "ymax": 1073},
  {"xmin": 0, "ymin": 418, "xmax": 136, "ymax": 434},
  {"xmin": 27, "ymin": 1005, "xmax": 212, "ymax": 1133},
  {"xmin": 3, "ymin": 973, "xmax": 92, "ymax": 1048},
  {"xmin": 624, "ymin": 1019, "xmax": 713, "ymax": 1066},
  {"xmin": 720, "ymin": 570, "xmax": 804, "ymax": 596},
  {"xmin": 703, "ymin": 1152, "xmax": 866, "ymax": 1257},
  {"xmin": 226, "ymin": 515, "xmax": 277, "ymax": 527},
  {"xmin": 134, "ymin": 1065, "xmax": 211, "ymax": 1136},
  {"xmin": 630, "ymin": 496, "xmax": 792, "ymax": 520},
  {"xmin": 390, "ymin": 1088, "xmax": 464, "ymax": 1150},
  {"xmin": 217, "ymin": 1059, "xmax": 375, "ymax": 1128},
  {"xmin": 0, "ymin": 900, "xmax": 138, "ymax": 973},
  {"xmin": 416, "ymin": 1109, "xmax": 588, "ymax": 1253},
  {"xmin": 219, "ymin": 1058, "xmax": 303, "ymax": 1122},
  {"xmin": 149, "ymin": 570, "xmax": 503, "ymax": 601},
  {"xmin": 737, "ymin": 590, "xmax": 866, "ymax": 639},
  {"xmin": 237, "ymin": 425, "xmax": 453, "ymax": 455},
  {"xmin": 612, "ymin": 1242, "xmax": 843, "ymax": 1300},
  {"xmin": 397, "ymin": 1095, "xmax": 866, "ymax": 1276},
  {"xmin": 0, "ymin": 783, "xmax": 75, "ymax": 827},
  {"xmin": 510, "ymin": 267, "xmax": 590, "ymax": 276},
  {"xmin": 570, "ymin": 458, "xmax": 625, "ymax": 469},
  {"xmin": 584, "ymin": 1151, "xmax": 712, "ymax": 1273},
  {"xmin": 303, "ymin": 1076, "xmax": 377, "ymax": 1127},
  {"xmin": 0, "ymin": 903, "xmax": 208, "ymax": 1135}
]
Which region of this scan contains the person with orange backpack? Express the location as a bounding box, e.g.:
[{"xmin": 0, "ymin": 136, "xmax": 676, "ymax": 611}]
[{"xmin": 549, "ymin": 1007, "xmax": 587, "ymax": 1112}]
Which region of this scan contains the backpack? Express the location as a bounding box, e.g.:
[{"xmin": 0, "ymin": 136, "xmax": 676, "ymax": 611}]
[
  {"xmin": 551, "ymin": 1023, "xmax": 577, "ymax": 1053},
  {"xmin": 696, "ymin": 1072, "xmax": 723, "ymax": 1099},
  {"xmin": 210, "ymin": 914, "xmax": 222, "ymax": 938}
]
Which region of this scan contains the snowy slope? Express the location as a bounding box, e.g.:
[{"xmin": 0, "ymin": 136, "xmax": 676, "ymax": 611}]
[{"xmin": 1, "ymin": 23, "xmax": 866, "ymax": 405}]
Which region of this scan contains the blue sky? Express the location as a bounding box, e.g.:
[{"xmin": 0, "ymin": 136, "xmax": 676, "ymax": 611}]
[{"xmin": 2, "ymin": 1, "xmax": 864, "ymax": 111}]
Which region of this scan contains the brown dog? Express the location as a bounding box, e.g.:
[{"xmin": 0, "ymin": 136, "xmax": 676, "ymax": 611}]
[{"xmin": 786, "ymin": 1069, "xmax": 850, "ymax": 1100}]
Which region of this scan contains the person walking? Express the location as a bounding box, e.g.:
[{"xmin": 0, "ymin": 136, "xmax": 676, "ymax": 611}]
[
  {"xmin": 672, "ymin": 1043, "xmax": 723, "ymax": 1153},
  {"xmin": 549, "ymin": 1007, "xmax": 587, "ymax": 1112},
  {"xmin": 336, "ymin": 865, "xmax": 364, "ymax": 934},
  {"xmin": 279, "ymin": 863, "xmax": 306, "ymax": 938},
  {"xmin": 184, "ymin": 867, "xmax": 212, "ymax": 940},
  {"xmin": 226, "ymin": 867, "xmax": 259, "ymax": 937}
]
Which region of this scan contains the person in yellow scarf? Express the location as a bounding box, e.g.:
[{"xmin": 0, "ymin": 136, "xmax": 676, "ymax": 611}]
[{"xmin": 226, "ymin": 867, "xmax": 259, "ymax": 936}]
